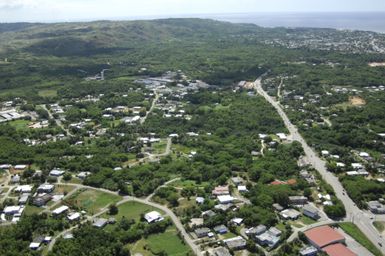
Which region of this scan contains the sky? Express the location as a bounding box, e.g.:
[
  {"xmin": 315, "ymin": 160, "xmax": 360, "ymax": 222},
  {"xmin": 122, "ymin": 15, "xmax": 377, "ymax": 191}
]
[{"xmin": 0, "ymin": 0, "xmax": 385, "ymax": 22}]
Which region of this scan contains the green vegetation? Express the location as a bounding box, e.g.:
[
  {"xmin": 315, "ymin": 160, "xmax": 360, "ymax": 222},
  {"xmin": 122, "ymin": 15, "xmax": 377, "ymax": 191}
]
[
  {"xmin": 338, "ymin": 222, "xmax": 382, "ymax": 256},
  {"xmin": 373, "ymin": 221, "xmax": 385, "ymax": 233},
  {"xmin": 64, "ymin": 189, "xmax": 121, "ymax": 214},
  {"xmin": 145, "ymin": 227, "xmax": 191, "ymax": 256},
  {"xmin": 106, "ymin": 201, "xmax": 161, "ymax": 222}
]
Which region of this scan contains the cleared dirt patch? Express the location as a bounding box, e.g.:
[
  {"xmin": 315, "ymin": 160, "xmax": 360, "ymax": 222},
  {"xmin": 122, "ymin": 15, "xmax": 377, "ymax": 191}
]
[
  {"xmin": 349, "ymin": 96, "xmax": 366, "ymax": 106},
  {"xmin": 368, "ymin": 62, "xmax": 385, "ymax": 67}
]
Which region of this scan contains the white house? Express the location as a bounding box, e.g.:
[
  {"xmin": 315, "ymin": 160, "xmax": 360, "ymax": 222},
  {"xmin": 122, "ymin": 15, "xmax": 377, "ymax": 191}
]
[
  {"xmin": 217, "ymin": 195, "xmax": 234, "ymax": 204},
  {"xmin": 52, "ymin": 205, "xmax": 69, "ymax": 215},
  {"xmin": 144, "ymin": 211, "xmax": 164, "ymax": 223}
]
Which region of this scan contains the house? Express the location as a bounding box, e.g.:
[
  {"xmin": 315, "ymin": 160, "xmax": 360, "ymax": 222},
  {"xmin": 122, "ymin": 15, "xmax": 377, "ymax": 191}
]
[
  {"xmin": 289, "ymin": 196, "xmax": 308, "ymax": 205},
  {"xmin": 237, "ymin": 185, "xmax": 248, "ymax": 192},
  {"xmin": 280, "ymin": 208, "xmax": 301, "ymax": 220},
  {"xmin": 52, "ymin": 205, "xmax": 69, "ymax": 216},
  {"xmin": 33, "ymin": 194, "xmax": 52, "ymax": 207},
  {"xmin": 196, "ymin": 197, "xmax": 205, "ymax": 204},
  {"xmin": 195, "ymin": 227, "xmax": 210, "ymax": 238},
  {"xmin": 303, "ymin": 205, "xmax": 320, "ymax": 220},
  {"xmin": 276, "ymin": 133, "xmax": 287, "ymax": 140},
  {"xmin": 144, "ymin": 211, "xmax": 163, "ymax": 223},
  {"xmin": 213, "ymin": 247, "xmax": 232, "ymax": 256},
  {"xmin": 214, "ymin": 225, "xmax": 228, "ymax": 234},
  {"xmin": 15, "ymin": 185, "xmax": 33, "ymax": 193},
  {"xmin": 67, "ymin": 212, "xmax": 81, "ymax": 221},
  {"xmin": 368, "ymin": 201, "xmax": 385, "ymax": 214},
  {"xmin": 268, "ymin": 227, "xmax": 282, "ymax": 237},
  {"xmin": 3, "ymin": 205, "xmax": 24, "ymax": 215},
  {"xmin": 321, "ymin": 150, "xmax": 330, "ymax": 157},
  {"xmin": 246, "ymin": 225, "xmax": 267, "ymax": 237},
  {"xmin": 323, "ymin": 243, "xmax": 357, "ymax": 256},
  {"xmin": 215, "ymin": 203, "xmax": 233, "ymax": 212},
  {"xmin": 18, "ymin": 194, "xmax": 30, "ymax": 205},
  {"xmin": 49, "ymin": 169, "xmax": 65, "ymax": 176},
  {"xmin": 77, "ymin": 172, "xmax": 91, "ymax": 179},
  {"xmin": 212, "ymin": 185, "xmax": 229, "ymax": 196},
  {"xmin": 37, "ymin": 184, "xmax": 55, "ymax": 193},
  {"xmin": 29, "ymin": 237, "xmax": 44, "ymax": 250},
  {"xmin": 11, "ymin": 174, "xmax": 20, "ymax": 183},
  {"xmin": 231, "ymin": 218, "xmax": 243, "ymax": 226},
  {"xmin": 188, "ymin": 218, "xmax": 204, "ymax": 228},
  {"xmin": 273, "ymin": 203, "xmax": 284, "ymax": 212},
  {"xmin": 223, "ymin": 236, "xmax": 247, "ymax": 250},
  {"xmin": 231, "ymin": 177, "xmax": 243, "ymax": 185},
  {"xmin": 93, "ymin": 218, "xmax": 108, "ymax": 228},
  {"xmin": 255, "ymin": 228, "xmax": 281, "ymax": 248},
  {"xmin": 217, "ymin": 195, "xmax": 234, "ymax": 204},
  {"xmin": 299, "ymin": 245, "xmax": 318, "ymax": 256},
  {"xmin": 14, "ymin": 164, "xmax": 27, "ymax": 170},
  {"xmin": 304, "ymin": 226, "xmax": 345, "ymax": 249},
  {"xmin": 202, "ymin": 210, "xmax": 216, "ymax": 218}
]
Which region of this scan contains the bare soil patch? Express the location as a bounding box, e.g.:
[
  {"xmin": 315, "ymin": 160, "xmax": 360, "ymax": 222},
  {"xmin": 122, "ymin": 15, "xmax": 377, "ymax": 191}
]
[{"xmin": 349, "ymin": 96, "xmax": 366, "ymax": 106}]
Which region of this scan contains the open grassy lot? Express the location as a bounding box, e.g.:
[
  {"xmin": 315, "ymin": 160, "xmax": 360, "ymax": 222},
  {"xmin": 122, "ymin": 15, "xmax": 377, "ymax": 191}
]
[
  {"xmin": 24, "ymin": 205, "xmax": 43, "ymax": 215},
  {"xmin": 8, "ymin": 120, "xmax": 30, "ymax": 131},
  {"xmin": 54, "ymin": 184, "xmax": 76, "ymax": 194},
  {"xmin": 107, "ymin": 201, "xmax": 163, "ymax": 221},
  {"xmin": 66, "ymin": 189, "xmax": 121, "ymax": 214},
  {"xmin": 373, "ymin": 221, "xmax": 385, "ymax": 233},
  {"xmin": 38, "ymin": 89, "xmax": 57, "ymax": 98},
  {"xmin": 131, "ymin": 227, "xmax": 190, "ymax": 256},
  {"xmin": 152, "ymin": 139, "xmax": 168, "ymax": 154},
  {"xmin": 338, "ymin": 222, "xmax": 382, "ymax": 256}
]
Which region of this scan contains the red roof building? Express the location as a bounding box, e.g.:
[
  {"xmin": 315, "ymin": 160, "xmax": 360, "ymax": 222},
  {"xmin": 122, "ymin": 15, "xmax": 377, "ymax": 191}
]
[
  {"xmin": 304, "ymin": 226, "xmax": 345, "ymax": 249},
  {"xmin": 323, "ymin": 243, "xmax": 357, "ymax": 256}
]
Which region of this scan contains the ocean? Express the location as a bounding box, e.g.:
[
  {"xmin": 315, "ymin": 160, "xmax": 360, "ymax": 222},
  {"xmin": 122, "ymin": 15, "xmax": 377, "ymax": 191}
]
[{"xmin": 196, "ymin": 12, "xmax": 385, "ymax": 33}]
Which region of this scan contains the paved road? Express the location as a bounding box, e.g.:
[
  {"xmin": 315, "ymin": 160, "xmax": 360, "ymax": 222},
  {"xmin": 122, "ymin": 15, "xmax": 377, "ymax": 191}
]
[
  {"xmin": 140, "ymin": 90, "xmax": 160, "ymax": 125},
  {"xmin": 46, "ymin": 181, "xmax": 201, "ymax": 256},
  {"xmin": 255, "ymin": 77, "xmax": 385, "ymax": 254},
  {"xmin": 40, "ymin": 105, "xmax": 74, "ymax": 137}
]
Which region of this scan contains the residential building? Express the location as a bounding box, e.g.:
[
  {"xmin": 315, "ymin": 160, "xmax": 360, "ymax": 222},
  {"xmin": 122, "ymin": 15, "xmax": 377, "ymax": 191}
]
[
  {"xmin": 33, "ymin": 194, "xmax": 52, "ymax": 207},
  {"xmin": 93, "ymin": 218, "xmax": 108, "ymax": 228},
  {"xmin": 289, "ymin": 196, "xmax": 308, "ymax": 205},
  {"xmin": 303, "ymin": 205, "xmax": 320, "ymax": 220},
  {"xmin": 280, "ymin": 208, "xmax": 301, "ymax": 220},
  {"xmin": 223, "ymin": 236, "xmax": 246, "ymax": 250},
  {"xmin": 300, "ymin": 246, "xmax": 318, "ymax": 256},
  {"xmin": 212, "ymin": 185, "xmax": 230, "ymax": 196},
  {"xmin": 52, "ymin": 206, "xmax": 69, "ymax": 216},
  {"xmin": 214, "ymin": 225, "xmax": 228, "ymax": 234},
  {"xmin": 37, "ymin": 184, "xmax": 55, "ymax": 193},
  {"xmin": 144, "ymin": 211, "xmax": 164, "ymax": 223},
  {"xmin": 195, "ymin": 227, "xmax": 210, "ymax": 238},
  {"xmin": 213, "ymin": 247, "xmax": 232, "ymax": 256}
]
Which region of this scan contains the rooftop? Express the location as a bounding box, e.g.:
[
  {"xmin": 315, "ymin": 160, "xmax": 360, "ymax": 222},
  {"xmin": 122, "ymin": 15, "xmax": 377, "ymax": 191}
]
[
  {"xmin": 323, "ymin": 243, "xmax": 357, "ymax": 256},
  {"xmin": 305, "ymin": 226, "xmax": 345, "ymax": 248}
]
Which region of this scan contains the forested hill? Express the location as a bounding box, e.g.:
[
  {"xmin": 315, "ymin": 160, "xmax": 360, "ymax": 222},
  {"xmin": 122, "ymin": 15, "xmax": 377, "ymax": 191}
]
[{"xmin": 0, "ymin": 18, "xmax": 384, "ymax": 97}]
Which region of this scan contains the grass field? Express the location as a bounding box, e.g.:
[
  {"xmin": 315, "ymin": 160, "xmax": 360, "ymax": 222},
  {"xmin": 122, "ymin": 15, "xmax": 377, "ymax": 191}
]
[
  {"xmin": 338, "ymin": 222, "xmax": 382, "ymax": 256},
  {"xmin": 8, "ymin": 120, "xmax": 30, "ymax": 131},
  {"xmin": 54, "ymin": 184, "xmax": 76, "ymax": 194},
  {"xmin": 106, "ymin": 201, "xmax": 162, "ymax": 221},
  {"xmin": 152, "ymin": 139, "xmax": 168, "ymax": 154},
  {"xmin": 38, "ymin": 89, "xmax": 58, "ymax": 98},
  {"xmin": 133, "ymin": 227, "xmax": 190, "ymax": 256},
  {"xmin": 24, "ymin": 205, "xmax": 43, "ymax": 215},
  {"xmin": 66, "ymin": 189, "xmax": 121, "ymax": 214},
  {"xmin": 373, "ymin": 221, "xmax": 385, "ymax": 233}
]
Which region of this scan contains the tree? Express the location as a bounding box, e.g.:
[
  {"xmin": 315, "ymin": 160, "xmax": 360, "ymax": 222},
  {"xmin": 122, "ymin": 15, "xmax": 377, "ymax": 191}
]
[
  {"xmin": 109, "ymin": 204, "xmax": 119, "ymax": 215},
  {"xmin": 63, "ymin": 173, "xmax": 72, "ymax": 181}
]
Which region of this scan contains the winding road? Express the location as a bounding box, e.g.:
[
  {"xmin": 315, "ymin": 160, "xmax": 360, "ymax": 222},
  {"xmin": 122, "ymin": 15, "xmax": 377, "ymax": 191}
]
[
  {"xmin": 255, "ymin": 77, "xmax": 385, "ymax": 254},
  {"xmin": 45, "ymin": 181, "xmax": 201, "ymax": 255}
]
